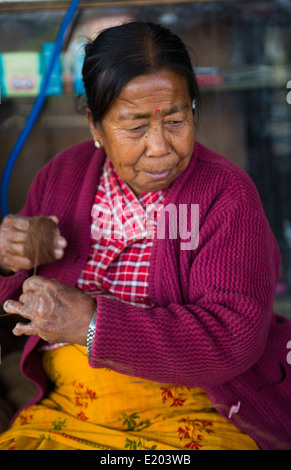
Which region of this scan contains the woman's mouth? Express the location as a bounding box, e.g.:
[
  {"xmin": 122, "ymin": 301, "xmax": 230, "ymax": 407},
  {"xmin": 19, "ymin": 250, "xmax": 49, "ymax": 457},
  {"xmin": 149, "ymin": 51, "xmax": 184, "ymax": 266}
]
[{"xmin": 142, "ymin": 169, "xmax": 172, "ymax": 180}]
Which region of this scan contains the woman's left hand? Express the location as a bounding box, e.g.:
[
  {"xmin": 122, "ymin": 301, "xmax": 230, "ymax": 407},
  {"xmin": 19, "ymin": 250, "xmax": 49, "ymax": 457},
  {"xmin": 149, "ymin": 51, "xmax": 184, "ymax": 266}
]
[{"xmin": 3, "ymin": 276, "xmax": 97, "ymax": 346}]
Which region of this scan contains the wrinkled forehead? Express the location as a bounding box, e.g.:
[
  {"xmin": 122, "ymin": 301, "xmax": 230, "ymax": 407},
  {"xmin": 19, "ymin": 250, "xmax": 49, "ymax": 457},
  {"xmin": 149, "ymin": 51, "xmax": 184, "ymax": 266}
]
[{"xmin": 104, "ymin": 70, "xmax": 192, "ymax": 120}]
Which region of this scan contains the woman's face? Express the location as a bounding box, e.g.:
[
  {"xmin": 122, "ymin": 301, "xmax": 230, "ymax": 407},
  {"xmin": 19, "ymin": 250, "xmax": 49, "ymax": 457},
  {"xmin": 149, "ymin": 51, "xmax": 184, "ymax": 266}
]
[{"xmin": 88, "ymin": 69, "xmax": 195, "ymax": 196}]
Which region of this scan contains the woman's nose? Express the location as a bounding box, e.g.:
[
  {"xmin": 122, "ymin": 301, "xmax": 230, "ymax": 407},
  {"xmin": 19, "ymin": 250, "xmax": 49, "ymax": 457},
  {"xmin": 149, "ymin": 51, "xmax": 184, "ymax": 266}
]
[{"xmin": 145, "ymin": 127, "xmax": 170, "ymax": 157}]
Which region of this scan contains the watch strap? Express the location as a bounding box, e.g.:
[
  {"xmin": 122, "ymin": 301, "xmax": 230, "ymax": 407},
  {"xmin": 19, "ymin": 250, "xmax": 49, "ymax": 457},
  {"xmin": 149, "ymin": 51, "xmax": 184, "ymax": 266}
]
[{"xmin": 86, "ymin": 308, "xmax": 97, "ymax": 356}]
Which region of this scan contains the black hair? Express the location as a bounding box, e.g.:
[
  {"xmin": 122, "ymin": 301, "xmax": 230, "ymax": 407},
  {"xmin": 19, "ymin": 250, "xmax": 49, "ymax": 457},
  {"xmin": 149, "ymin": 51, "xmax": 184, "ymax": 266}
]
[{"xmin": 82, "ymin": 21, "xmax": 200, "ymax": 123}]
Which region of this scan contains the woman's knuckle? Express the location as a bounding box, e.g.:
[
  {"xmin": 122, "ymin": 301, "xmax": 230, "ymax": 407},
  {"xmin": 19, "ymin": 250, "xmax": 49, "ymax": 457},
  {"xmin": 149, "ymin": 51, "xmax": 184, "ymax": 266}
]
[
  {"xmin": 46, "ymin": 279, "xmax": 60, "ymax": 293},
  {"xmin": 2, "ymin": 254, "xmax": 10, "ymax": 264},
  {"xmin": 3, "ymin": 214, "xmax": 14, "ymax": 224}
]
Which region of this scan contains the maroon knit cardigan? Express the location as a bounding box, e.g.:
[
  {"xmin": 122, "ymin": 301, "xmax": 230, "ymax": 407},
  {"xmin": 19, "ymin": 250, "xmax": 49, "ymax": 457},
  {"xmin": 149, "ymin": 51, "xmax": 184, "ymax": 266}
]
[{"xmin": 1, "ymin": 140, "xmax": 290, "ymax": 450}]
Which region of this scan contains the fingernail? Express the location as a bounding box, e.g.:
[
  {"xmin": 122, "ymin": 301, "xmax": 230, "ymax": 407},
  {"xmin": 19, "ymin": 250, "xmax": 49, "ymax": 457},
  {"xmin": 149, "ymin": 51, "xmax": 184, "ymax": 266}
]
[
  {"xmin": 54, "ymin": 249, "xmax": 64, "ymax": 259},
  {"xmin": 3, "ymin": 300, "xmax": 11, "ymax": 311},
  {"xmin": 12, "ymin": 325, "xmax": 19, "ymax": 336}
]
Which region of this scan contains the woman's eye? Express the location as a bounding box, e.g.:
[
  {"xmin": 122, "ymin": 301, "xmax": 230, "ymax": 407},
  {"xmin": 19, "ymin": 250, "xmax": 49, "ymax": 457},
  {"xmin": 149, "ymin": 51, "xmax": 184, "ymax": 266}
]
[
  {"xmin": 130, "ymin": 125, "xmax": 146, "ymax": 133},
  {"xmin": 167, "ymin": 120, "xmax": 182, "ymax": 126}
]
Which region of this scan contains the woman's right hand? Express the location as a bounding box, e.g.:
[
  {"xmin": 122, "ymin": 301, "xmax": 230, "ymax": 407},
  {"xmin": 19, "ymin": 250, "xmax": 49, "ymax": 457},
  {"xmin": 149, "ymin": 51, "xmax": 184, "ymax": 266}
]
[{"xmin": 0, "ymin": 214, "xmax": 67, "ymax": 274}]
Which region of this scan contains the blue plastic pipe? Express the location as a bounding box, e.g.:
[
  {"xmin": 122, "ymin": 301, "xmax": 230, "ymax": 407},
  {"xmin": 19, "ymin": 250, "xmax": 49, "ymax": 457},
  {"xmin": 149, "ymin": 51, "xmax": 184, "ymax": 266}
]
[{"xmin": 0, "ymin": 0, "xmax": 81, "ymax": 218}]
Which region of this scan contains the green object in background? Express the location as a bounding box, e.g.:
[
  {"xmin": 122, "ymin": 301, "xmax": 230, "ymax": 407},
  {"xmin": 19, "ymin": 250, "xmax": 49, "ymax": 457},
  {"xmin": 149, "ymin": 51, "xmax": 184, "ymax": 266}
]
[
  {"xmin": 0, "ymin": 54, "xmax": 5, "ymax": 99},
  {"xmin": 0, "ymin": 52, "xmax": 42, "ymax": 97}
]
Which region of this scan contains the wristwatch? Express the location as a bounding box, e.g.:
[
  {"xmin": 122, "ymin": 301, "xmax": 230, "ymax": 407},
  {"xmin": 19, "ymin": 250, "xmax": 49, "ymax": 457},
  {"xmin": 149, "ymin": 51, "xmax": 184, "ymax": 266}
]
[{"xmin": 86, "ymin": 308, "xmax": 97, "ymax": 356}]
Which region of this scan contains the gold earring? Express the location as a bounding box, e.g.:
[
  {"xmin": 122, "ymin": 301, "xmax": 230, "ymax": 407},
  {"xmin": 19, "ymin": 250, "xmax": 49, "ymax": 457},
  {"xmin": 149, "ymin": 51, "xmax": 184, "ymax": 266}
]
[{"xmin": 94, "ymin": 140, "xmax": 101, "ymax": 149}]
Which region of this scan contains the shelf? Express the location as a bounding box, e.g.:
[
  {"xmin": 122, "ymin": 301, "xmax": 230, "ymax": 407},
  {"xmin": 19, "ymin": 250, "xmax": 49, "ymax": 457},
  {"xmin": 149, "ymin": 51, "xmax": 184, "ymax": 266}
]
[
  {"xmin": 1, "ymin": 65, "xmax": 290, "ymax": 100},
  {"xmin": 274, "ymin": 296, "xmax": 291, "ymax": 319},
  {"xmin": 0, "ymin": 0, "xmax": 228, "ymax": 13},
  {"xmin": 199, "ymin": 65, "xmax": 291, "ymax": 92}
]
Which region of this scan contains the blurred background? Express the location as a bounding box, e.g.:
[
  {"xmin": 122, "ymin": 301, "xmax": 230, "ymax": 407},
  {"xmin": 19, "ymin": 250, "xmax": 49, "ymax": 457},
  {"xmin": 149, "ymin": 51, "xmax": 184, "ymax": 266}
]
[{"xmin": 0, "ymin": 0, "xmax": 291, "ymax": 317}]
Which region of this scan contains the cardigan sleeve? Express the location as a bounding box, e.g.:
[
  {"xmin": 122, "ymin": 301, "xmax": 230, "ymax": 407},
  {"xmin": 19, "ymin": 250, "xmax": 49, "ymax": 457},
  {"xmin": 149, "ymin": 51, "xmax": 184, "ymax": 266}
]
[{"xmin": 88, "ymin": 201, "xmax": 281, "ymax": 388}]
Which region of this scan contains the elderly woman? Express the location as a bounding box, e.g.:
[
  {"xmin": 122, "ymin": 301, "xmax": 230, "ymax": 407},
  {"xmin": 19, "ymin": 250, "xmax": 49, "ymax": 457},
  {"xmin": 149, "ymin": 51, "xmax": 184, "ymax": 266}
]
[{"xmin": 0, "ymin": 22, "xmax": 290, "ymax": 451}]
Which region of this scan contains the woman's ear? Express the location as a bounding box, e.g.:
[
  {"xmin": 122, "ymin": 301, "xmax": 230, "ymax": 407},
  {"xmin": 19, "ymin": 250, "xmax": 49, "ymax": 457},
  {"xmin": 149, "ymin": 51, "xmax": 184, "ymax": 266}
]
[{"xmin": 86, "ymin": 107, "xmax": 102, "ymax": 143}]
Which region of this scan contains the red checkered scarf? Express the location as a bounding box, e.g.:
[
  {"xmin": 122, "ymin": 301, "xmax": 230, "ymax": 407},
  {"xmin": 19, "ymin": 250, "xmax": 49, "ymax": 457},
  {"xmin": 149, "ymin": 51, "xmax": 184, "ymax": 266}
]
[{"xmin": 77, "ymin": 158, "xmax": 168, "ymax": 308}]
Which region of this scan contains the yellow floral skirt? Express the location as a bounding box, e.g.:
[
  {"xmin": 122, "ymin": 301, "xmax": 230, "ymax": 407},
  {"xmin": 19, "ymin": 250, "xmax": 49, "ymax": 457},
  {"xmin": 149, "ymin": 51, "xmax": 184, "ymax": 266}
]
[{"xmin": 0, "ymin": 344, "xmax": 259, "ymax": 450}]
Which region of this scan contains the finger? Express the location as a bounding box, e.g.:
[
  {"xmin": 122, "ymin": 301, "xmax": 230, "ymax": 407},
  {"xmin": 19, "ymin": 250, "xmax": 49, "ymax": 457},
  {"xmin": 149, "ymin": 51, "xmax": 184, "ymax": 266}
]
[
  {"xmin": 13, "ymin": 322, "xmax": 35, "ymax": 337},
  {"xmin": 22, "ymin": 275, "xmax": 46, "ymax": 292},
  {"xmin": 54, "ymin": 250, "xmax": 65, "ymax": 260},
  {"xmin": 49, "ymin": 215, "xmax": 59, "ymax": 225},
  {"xmin": 3, "ymin": 299, "xmax": 24, "ymax": 315},
  {"xmin": 19, "ymin": 291, "xmax": 34, "ymax": 306},
  {"xmin": 9, "ymin": 215, "xmax": 30, "ymax": 232},
  {"xmin": 53, "ymin": 232, "xmax": 67, "ymax": 259},
  {"xmin": 48, "ymin": 218, "xmax": 67, "ymax": 256},
  {"xmin": 55, "ymin": 236, "xmax": 67, "ymax": 249},
  {"xmin": 4, "ymin": 299, "xmax": 33, "ymax": 322},
  {"xmin": 6, "ymin": 241, "xmax": 27, "ymax": 257},
  {"xmin": 7, "ymin": 231, "xmax": 27, "ymax": 244},
  {"xmin": 3, "ymin": 255, "xmax": 33, "ymax": 272},
  {"xmin": 4, "ymin": 300, "xmax": 32, "ymax": 319},
  {"xmin": 52, "ymin": 223, "xmax": 67, "ymax": 247}
]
